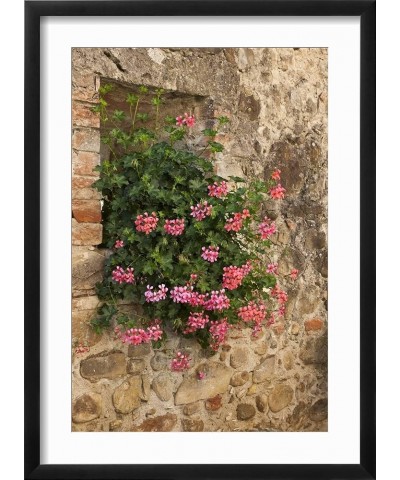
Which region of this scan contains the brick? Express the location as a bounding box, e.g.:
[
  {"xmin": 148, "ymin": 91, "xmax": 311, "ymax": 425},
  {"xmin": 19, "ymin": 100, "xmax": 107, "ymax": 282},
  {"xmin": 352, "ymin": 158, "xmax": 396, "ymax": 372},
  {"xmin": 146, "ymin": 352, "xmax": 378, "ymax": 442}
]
[
  {"xmin": 72, "ymin": 101, "xmax": 100, "ymax": 128},
  {"xmin": 72, "ymin": 187, "xmax": 101, "ymax": 201},
  {"xmin": 72, "ymin": 150, "xmax": 100, "ymax": 176},
  {"xmin": 72, "ymin": 175, "xmax": 97, "ymax": 189},
  {"xmin": 72, "ymin": 219, "xmax": 103, "ymax": 245},
  {"xmin": 73, "ymin": 200, "xmax": 102, "ymax": 223},
  {"xmin": 72, "ymin": 128, "xmax": 100, "ymax": 152},
  {"xmin": 305, "ymin": 318, "xmax": 324, "ymax": 332}
]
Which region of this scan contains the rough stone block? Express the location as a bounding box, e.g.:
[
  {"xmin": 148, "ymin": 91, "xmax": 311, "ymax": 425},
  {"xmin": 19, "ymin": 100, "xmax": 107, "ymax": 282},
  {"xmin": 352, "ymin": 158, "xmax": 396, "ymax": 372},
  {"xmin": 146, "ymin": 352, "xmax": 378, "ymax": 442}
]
[
  {"xmin": 72, "ymin": 247, "xmax": 105, "ymax": 291},
  {"xmin": 72, "ymin": 219, "xmax": 103, "ymax": 245},
  {"xmin": 175, "ymin": 362, "xmax": 232, "ymax": 405},
  {"xmin": 72, "ymin": 101, "xmax": 100, "ymax": 128},
  {"xmin": 72, "ymin": 128, "xmax": 100, "ymax": 152},
  {"xmin": 134, "ymin": 413, "xmax": 177, "ymax": 432},
  {"xmin": 72, "ymin": 393, "xmax": 102, "ymax": 423},
  {"xmin": 72, "ymin": 200, "xmax": 102, "ymax": 223},
  {"xmin": 72, "ymin": 150, "xmax": 100, "ymax": 176},
  {"xmin": 80, "ymin": 351, "xmax": 126, "ymax": 382},
  {"xmin": 304, "ymin": 318, "xmax": 324, "ymax": 332},
  {"xmin": 268, "ymin": 384, "xmax": 294, "ymax": 412}
]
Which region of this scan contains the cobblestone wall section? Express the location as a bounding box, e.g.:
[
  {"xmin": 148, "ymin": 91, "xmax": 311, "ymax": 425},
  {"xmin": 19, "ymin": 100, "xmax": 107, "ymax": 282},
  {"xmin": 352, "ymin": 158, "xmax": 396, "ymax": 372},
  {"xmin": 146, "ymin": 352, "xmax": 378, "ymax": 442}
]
[{"xmin": 71, "ymin": 48, "xmax": 328, "ymax": 432}]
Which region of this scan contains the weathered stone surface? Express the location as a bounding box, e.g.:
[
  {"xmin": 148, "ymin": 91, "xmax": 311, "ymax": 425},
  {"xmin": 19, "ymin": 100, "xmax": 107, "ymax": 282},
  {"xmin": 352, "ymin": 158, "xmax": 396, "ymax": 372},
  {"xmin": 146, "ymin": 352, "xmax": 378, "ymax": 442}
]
[
  {"xmin": 305, "ymin": 229, "xmax": 326, "ymax": 251},
  {"xmin": 72, "ymin": 219, "xmax": 102, "ymax": 246},
  {"xmin": 181, "ymin": 418, "xmax": 204, "ymax": 432},
  {"xmin": 72, "ymin": 307, "xmax": 102, "ymax": 347},
  {"xmin": 80, "ymin": 351, "xmax": 126, "ymax": 382},
  {"xmin": 268, "ymin": 385, "xmax": 294, "ymax": 412},
  {"xmin": 305, "ymin": 318, "xmax": 324, "ymax": 332},
  {"xmin": 273, "ymin": 323, "xmax": 285, "ymax": 336},
  {"xmin": 282, "ymin": 351, "xmax": 294, "ymax": 370},
  {"xmin": 238, "ymin": 92, "xmax": 260, "ymax": 121},
  {"xmin": 183, "ymin": 402, "xmax": 201, "ymax": 416},
  {"xmin": 297, "ymin": 291, "xmax": 318, "ymax": 316},
  {"xmin": 112, "ymin": 376, "xmax": 142, "ymax": 414},
  {"xmin": 175, "ymin": 362, "xmax": 232, "ymax": 405},
  {"xmin": 141, "ymin": 375, "xmax": 151, "ymax": 401},
  {"xmin": 309, "ymin": 398, "xmax": 328, "ymax": 422},
  {"xmin": 253, "ymin": 356, "xmax": 275, "ymax": 383},
  {"xmin": 72, "ymin": 128, "xmax": 100, "ymax": 152},
  {"xmin": 73, "ymin": 150, "xmax": 100, "ymax": 176},
  {"xmin": 256, "ymin": 394, "xmax": 269, "ymax": 413},
  {"xmin": 109, "ymin": 419, "xmax": 123, "ymax": 431},
  {"xmin": 72, "ymin": 199, "xmax": 102, "ymax": 223},
  {"xmin": 237, "ymin": 403, "xmax": 256, "ymax": 420},
  {"xmin": 128, "ymin": 343, "xmax": 151, "ymax": 358},
  {"xmin": 135, "ymin": 413, "xmax": 177, "ymax": 432},
  {"xmin": 230, "ymin": 347, "xmax": 249, "ymax": 369},
  {"xmin": 72, "ymin": 247, "xmax": 105, "ymax": 291},
  {"xmin": 152, "ymin": 373, "xmax": 173, "ymax": 401},
  {"xmin": 150, "ymin": 352, "xmax": 169, "ymax": 371},
  {"xmin": 72, "ymin": 393, "xmax": 102, "ymax": 423},
  {"xmin": 205, "ymin": 394, "xmax": 222, "ymax": 411},
  {"xmin": 254, "ymin": 341, "xmax": 268, "ymax": 355},
  {"xmin": 230, "ymin": 371, "xmax": 250, "ymax": 387},
  {"xmin": 299, "ymin": 335, "xmax": 328, "ymax": 365},
  {"xmin": 72, "ymin": 101, "xmax": 101, "ymax": 128},
  {"xmin": 290, "ymin": 322, "xmax": 300, "ymax": 335},
  {"xmin": 127, "ymin": 359, "xmax": 146, "ymax": 375},
  {"xmin": 247, "ymin": 384, "xmax": 257, "ymax": 396}
]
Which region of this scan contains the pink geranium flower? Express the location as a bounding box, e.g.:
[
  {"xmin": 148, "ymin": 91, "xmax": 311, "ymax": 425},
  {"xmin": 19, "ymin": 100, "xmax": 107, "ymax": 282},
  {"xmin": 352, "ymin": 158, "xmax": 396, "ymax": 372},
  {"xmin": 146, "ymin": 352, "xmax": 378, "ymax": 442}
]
[{"xmin": 269, "ymin": 184, "xmax": 286, "ymax": 200}]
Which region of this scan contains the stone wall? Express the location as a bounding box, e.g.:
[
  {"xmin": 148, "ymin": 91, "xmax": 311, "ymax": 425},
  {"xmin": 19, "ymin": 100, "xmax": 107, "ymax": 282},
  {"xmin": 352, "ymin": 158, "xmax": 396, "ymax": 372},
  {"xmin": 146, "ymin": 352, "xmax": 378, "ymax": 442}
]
[{"xmin": 72, "ymin": 48, "xmax": 328, "ymax": 432}]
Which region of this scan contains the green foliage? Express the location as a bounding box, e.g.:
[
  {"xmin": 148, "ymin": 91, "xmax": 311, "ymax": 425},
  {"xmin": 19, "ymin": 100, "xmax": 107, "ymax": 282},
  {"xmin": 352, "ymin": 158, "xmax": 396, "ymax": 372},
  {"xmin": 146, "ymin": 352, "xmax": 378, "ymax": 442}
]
[{"xmin": 91, "ymin": 85, "xmax": 278, "ymax": 348}]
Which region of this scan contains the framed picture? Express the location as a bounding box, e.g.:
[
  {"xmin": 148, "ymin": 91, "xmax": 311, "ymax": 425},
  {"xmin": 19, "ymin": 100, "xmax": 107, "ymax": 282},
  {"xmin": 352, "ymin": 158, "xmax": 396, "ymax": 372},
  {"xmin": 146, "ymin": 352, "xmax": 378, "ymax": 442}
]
[{"xmin": 25, "ymin": 1, "xmax": 375, "ymax": 479}]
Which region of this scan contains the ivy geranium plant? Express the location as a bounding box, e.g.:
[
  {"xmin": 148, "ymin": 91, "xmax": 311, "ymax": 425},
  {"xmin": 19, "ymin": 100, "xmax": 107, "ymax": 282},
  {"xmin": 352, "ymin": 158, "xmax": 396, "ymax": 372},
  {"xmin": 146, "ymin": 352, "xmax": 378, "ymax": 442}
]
[{"xmin": 91, "ymin": 84, "xmax": 292, "ymax": 365}]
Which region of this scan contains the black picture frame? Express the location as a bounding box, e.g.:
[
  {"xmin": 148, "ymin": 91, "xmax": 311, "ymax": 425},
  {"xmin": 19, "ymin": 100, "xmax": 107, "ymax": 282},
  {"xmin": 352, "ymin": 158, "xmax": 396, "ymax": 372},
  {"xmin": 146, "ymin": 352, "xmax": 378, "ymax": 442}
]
[{"xmin": 25, "ymin": 1, "xmax": 376, "ymax": 479}]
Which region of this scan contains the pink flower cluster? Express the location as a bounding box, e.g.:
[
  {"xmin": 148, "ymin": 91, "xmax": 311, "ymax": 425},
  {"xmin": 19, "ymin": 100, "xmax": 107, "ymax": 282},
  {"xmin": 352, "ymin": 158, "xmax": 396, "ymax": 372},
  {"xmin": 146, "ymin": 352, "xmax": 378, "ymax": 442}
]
[
  {"xmin": 201, "ymin": 246, "xmax": 220, "ymax": 263},
  {"xmin": 111, "ymin": 266, "xmax": 135, "ymax": 284},
  {"xmin": 271, "ymin": 285, "xmax": 288, "ymax": 304},
  {"xmin": 204, "ymin": 290, "xmax": 230, "ymax": 311},
  {"xmin": 209, "ymin": 319, "xmax": 229, "ymax": 350},
  {"xmin": 290, "ymin": 268, "xmax": 299, "ymax": 280},
  {"xmin": 170, "ymin": 285, "xmax": 194, "ymax": 303},
  {"xmin": 171, "ymin": 351, "xmax": 191, "ymax": 371},
  {"xmin": 183, "ymin": 312, "xmax": 210, "ymax": 334},
  {"xmin": 208, "ymin": 181, "xmax": 228, "ymax": 198},
  {"xmin": 145, "ymin": 284, "xmax": 168, "ymax": 302},
  {"xmin": 117, "ymin": 322, "xmax": 163, "ymax": 346},
  {"xmin": 271, "ymin": 285, "xmax": 288, "ymax": 317},
  {"xmin": 224, "ymin": 209, "xmax": 251, "ymax": 232},
  {"xmin": 135, "ymin": 212, "xmax": 159, "ymax": 234},
  {"xmin": 176, "ymin": 112, "xmax": 195, "ymax": 127},
  {"xmin": 238, "ymin": 301, "xmax": 267, "ymax": 324},
  {"xmin": 190, "ymin": 201, "xmax": 213, "ymax": 221},
  {"xmin": 269, "ymin": 184, "xmax": 286, "ymax": 200},
  {"xmin": 164, "ymin": 218, "xmax": 185, "ymax": 236},
  {"xmin": 267, "ymin": 263, "xmax": 278, "ymax": 275},
  {"xmin": 271, "ymin": 169, "xmax": 281, "ymax": 181},
  {"xmin": 170, "ymin": 286, "xmax": 229, "ymax": 311},
  {"xmin": 258, "ymin": 217, "xmax": 277, "ymax": 240},
  {"xmin": 222, "ymin": 261, "xmax": 252, "ymax": 290},
  {"xmin": 114, "ymin": 240, "xmax": 124, "ymax": 248}
]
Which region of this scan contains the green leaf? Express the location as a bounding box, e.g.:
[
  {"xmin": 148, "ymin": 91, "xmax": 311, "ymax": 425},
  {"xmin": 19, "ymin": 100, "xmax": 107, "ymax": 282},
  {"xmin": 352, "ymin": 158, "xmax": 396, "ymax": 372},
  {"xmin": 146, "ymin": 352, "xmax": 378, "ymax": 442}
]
[
  {"xmin": 208, "ymin": 141, "xmax": 224, "ymax": 153},
  {"xmin": 126, "ymin": 93, "xmax": 139, "ymax": 105},
  {"xmin": 112, "ymin": 110, "xmax": 126, "ymax": 122},
  {"xmin": 202, "ymin": 128, "xmax": 217, "ymax": 137}
]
